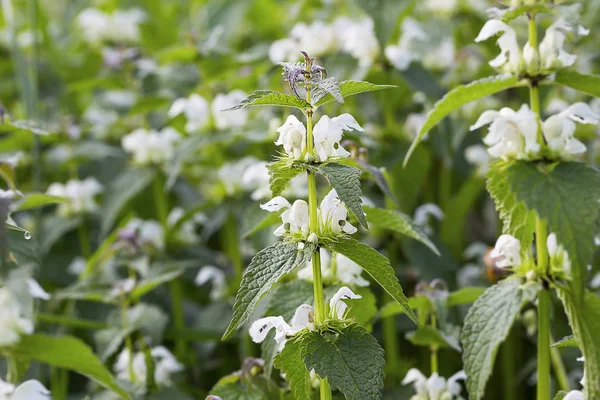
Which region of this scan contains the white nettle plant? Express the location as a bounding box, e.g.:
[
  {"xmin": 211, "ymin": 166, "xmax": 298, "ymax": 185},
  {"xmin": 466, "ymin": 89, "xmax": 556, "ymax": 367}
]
[
  {"xmin": 121, "ymin": 127, "xmax": 181, "ymax": 166},
  {"xmin": 402, "ymin": 368, "xmax": 466, "ymax": 400},
  {"xmin": 46, "ymin": 177, "xmax": 103, "ymax": 216},
  {"xmin": 114, "ymin": 346, "xmax": 183, "ymax": 386},
  {"xmin": 0, "ymin": 379, "xmax": 50, "ymax": 400},
  {"xmin": 297, "ymin": 248, "xmax": 370, "ymax": 287}
]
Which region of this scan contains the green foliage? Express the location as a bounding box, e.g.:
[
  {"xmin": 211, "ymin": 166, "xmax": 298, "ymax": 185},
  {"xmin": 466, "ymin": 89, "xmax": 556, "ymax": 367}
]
[
  {"xmin": 6, "ymin": 224, "xmax": 39, "ymax": 267},
  {"xmin": 268, "ymin": 159, "xmax": 308, "ymax": 197},
  {"xmin": 500, "ymin": 4, "xmax": 553, "ymax": 23},
  {"xmin": 551, "ymin": 335, "xmax": 578, "ymax": 348},
  {"xmin": 317, "ymin": 162, "xmax": 368, "ymax": 229},
  {"xmin": 222, "ymin": 241, "xmax": 315, "ymax": 340},
  {"xmin": 10, "ymin": 334, "xmax": 131, "ymax": 399},
  {"xmin": 461, "ymin": 278, "xmax": 540, "ymax": 400},
  {"xmin": 313, "ymin": 81, "xmax": 396, "ymax": 108},
  {"xmin": 558, "ymin": 289, "xmax": 600, "ymax": 399},
  {"xmin": 243, "ymin": 209, "xmax": 285, "ymax": 238},
  {"xmin": 225, "ymin": 90, "xmax": 311, "ymax": 110},
  {"xmin": 13, "ymin": 193, "xmax": 68, "ymax": 212},
  {"xmin": 0, "ymin": 120, "xmax": 50, "ymax": 136},
  {"xmin": 404, "ymin": 75, "xmax": 523, "ymax": 165},
  {"xmin": 326, "ymin": 237, "xmax": 418, "ymax": 325},
  {"xmin": 406, "ymin": 326, "xmax": 461, "ymax": 352},
  {"xmin": 312, "ymin": 77, "xmax": 344, "ymax": 104},
  {"xmin": 301, "ymin": 325, "xmax": 384, "ymax": 400},
  {"xmin": 363, "ymin": 205, "xmax": 439, "ymax": 255},
  {"xmin": 130, "ymin": 264, "xmax": 187, "ymax": 301},
  {"xmin": 553, "ymin": 69, "xmax": 600, "ymax": 98},
  {"xmin": 274, "ymin": 338, "xmax": 312, "ymax": 400},
  {"xmin": 379, "ymin": 287, "xmax": 486, "ymax": 318}
]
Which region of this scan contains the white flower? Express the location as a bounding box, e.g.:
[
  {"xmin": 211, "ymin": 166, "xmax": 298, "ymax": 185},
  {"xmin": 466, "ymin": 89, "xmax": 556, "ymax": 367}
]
[
  {"xmin": 26, "ymin": 279, "xmax": 50, "ymax": 300},
  {"xmin": 402, "ymin": 369, "xmax": 466, "ymax": 400},
  {"xmin": 77, "ymin": 9, "xmax": 110, "ymax": 44},
  {"xmin": 46, "ymin": 177, "xmax": 103, "ymax": 216},
  {"xmin": 329, "ymin": 286, "xmax": 361, "ymax": 319},
  {"xmin": 195, "ymin": 266, "xmax": 227, "ymax": 301},
  {"xmin": 319, "ymin": 189, "xmax": 358, "ymax": 234},
  {"xmin": 168, "ymin": 94, "xmax": 210, "ymax": 133},
  {"xmin": 167, "ymin": 207, "xmax": 202, "ymax": 244},
  {"xmin": 414, "ymin": 203, "xmax": 444, "ymax": 234},
  {"xmin": 275, "ymin": 115, "xmax": 306, "ymax": 159},
  {"xmin": 578, "ymin": 356, "xmax": 585, "ymax": 387},
  {"xmin": 312, "ymin": 114, "xmax": 363, "ymax": 162},
  {"xmin": 298, "ymin": 248, "xmax": 333, "ymax": 282},
  {"xmin": 547, "ymin": 233, "xmax": 572, "ymax": 277},
  {"xmin": 385, "ymin": 18, "xmax": 429, "ymax": 71},
  {"xmin": 211, "ymin": 90, "xmax": 248, "ymax": 130},
  {"xmin": 77, "ymin": 8, "xmax": 145, "ymax": 45},
  {"xmin": 218, "ymin": 157, "xmax": 258, "ymax": 196},
  {"xmin": 464, "ymin": 145, "xmax": 491, "ymax": 176},
  {"xmin": 470, "ymin": 104, "xmax": 539, "ymax": 160},
  {"xmin": 152, "ymin": 346, "xmax": 184, "ymax": 386},
  {"xmin": 475, "ymin": 19, "xmax": 522, "ymax": 73},
  {"xmin": 424, "ymin": 0, "xmax": 458, "ymax": 15},
  {"xmin": 333, "ymin": 17, "xmax": 379, "ymax": 68},
  {"xmin": 291, "ymin": 22, "xmax": 336, "ymax": 58},
  {"xmin": 121, "ymin": 127, "xmax": 181, "ymax": 166},
  {"xmin": 0, "ymin": 379, "xmax": 50, "ymax": 400},
  {"xmin": 114, "ymin": 347, "xmax": 182, "ymax": 386},
  {"xmin": 261, "ymin": 196, "xmax": 310, "ymax": 237},
  {"xmin": 241, "ymin": 161, "xmax": 271, "ymax": 200},
  {"xmin": 490, "ymin": 234, "xmax": 521, "ymax": 269},
  {"xmin": 268, "ymin": 38, "xmax": 298, "ymax": 63},
  {"xmin": 539, "ymin": 19, "xmax": 578, "ymax": 71},
  {"xmin": 542, "ymin": 102, "xmax": 599, "ymax": 159},
  {"xmin": 67, "ymin": 256, "xmax": 87, "ymax": 276},
  {"xmin": 563, "ymin": 391, "xmax": 584, "ymax": 400},
  {"xmin": 110, "ymin": 278, "xmax": 136, "ymax": 297},
  {"xmin": 123, "ymin": 218, "xmax": 165, "ymax": 250},
  {"xmin": 336, "ymin": 254, "xmax": 369, "ymax": 287},
  {"xmin": 249, "ymin": 304, "xmax": 314, "ymax": 351},
  {"xmin": 0, "ymin": 288, "xmax": 34, "ymax": 347}
]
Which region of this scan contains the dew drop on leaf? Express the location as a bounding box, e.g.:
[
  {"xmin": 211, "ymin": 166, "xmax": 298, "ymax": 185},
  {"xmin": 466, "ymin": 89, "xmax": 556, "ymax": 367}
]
[{"xmin": 24, "ymin": 231, "xmax": 31, "ymax": 240}]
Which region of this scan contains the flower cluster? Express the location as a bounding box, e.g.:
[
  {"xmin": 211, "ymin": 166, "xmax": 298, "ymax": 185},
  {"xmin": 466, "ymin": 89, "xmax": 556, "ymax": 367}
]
[
  {"xmin": 475, "ymin": 17, "xmax": 588, "ymax": 75},
  {"xmin": 269, "ymin": 17, "xmax": 379, "ymax": 68},
  {"xmin": 297, "ymin": 248, "xmax": 369, "ymax": 287},
  {"xmin": 470, "ymin": 102, "xmax": 599, "ymax": 161},
  {"xmin": 77, "ymin": 8, "xmax": 146, "ymax": 45},
  {"xmin": 114, "ymin": 346, "xmax": 183, "ymax": 386},
  {"xmin": 46, "ymin": 178, "xmax": 103, "ymax": 216},
  {"xmin": 249, "ymin": 286, "xmax": 361, "ymax": 351},
  {"xmin": 261, "ymin": 189, "xmax": 357, "ymax": 240},
  {"xmin": 121, "ymin": 127, "xmax": 181, "ymax": 166},
  {"xmin": 402, "ymin": 368, "xmax": 466, "ymax": 400}
]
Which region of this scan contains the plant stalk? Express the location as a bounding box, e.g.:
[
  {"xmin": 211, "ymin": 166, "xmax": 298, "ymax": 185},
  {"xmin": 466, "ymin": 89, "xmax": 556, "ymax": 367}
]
[
  {"xmin": 430, "ymin": 314, "xmax": 439, "ymax": 374},
  {"xmin": 550, "ymin": 335, "xmax": 571, "ymax": 392},
  {"xmin": 537, "ymin": 289, "xmax": 551, "ymax": 400}
]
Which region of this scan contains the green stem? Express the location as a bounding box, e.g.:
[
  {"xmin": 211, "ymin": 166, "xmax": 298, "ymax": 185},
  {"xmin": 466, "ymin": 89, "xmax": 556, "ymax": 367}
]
[
  {"xmin": 120, "ymin": 294, "xmax": 136, "ymax": 383},
  {"xmin": 77, "ymin": 219, "xmax": 91, "ymax": 259},
  {"xmin": 152, "ymin": 176, "xmax": 168, "ymax": 228},
  {"xmin": 382, "ymin": 308, "xmax": 400, "ymax": 382},
  {"xmin": 537, "ymin": 289, "xmax": 551, "ymax": 400},
  {"xmin": 430, "ymin": 314, "xmax": 439, "ymax": 374},
  {"xmin": 501, "ymin": 330, "xmax": 517, "ymax": 400},
  {"xmin": 536, "ymin": 218, "xmax": 548, "ymax": 275},
  {"xmin": 550, "ymin": 335, "xmax": 571, "ymax": 392}
]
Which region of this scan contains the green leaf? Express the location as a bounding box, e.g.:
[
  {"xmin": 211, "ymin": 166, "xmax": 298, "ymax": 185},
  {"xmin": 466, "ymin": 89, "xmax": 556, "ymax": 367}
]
[
  {"xmin": 301, "ymin": 324, "xmax": 384, "ymax": 400},
  {"xmin": 461, "ymin": 278, "xmax": 540, "ymax": 400},
  {"xmin": 100, "ymin": 167, "xmax": 156, "ymax": 237},
  {"xmin": 6, "ymin": 224, "xmax": 38, "ymax": 267},
  {"xmin": 243, "ymin": 209, "xmax": 284, "ymax": 238},
  {"xmin": 503, "ymin": 161, "xmax": 600, "ymax": 293},
  {"xmin": 11, "ymin": 334, "xmax": 131, "ymax": 399},
  {"xmin": 268, "ymin": 160, "xmax": 307, "ymax": 197},
  {"xmin": 500, "ymin": 4, "xmax": 553, "ymax": 22},
  {"xmin": 363, "ymin": 205, "xmax": 439, "ymax": 255},
  {"xmin": 356, "ymin": 160, "xmax": 396, "ymax": 204},
  {"xmin": 406, "ymin": 326, "xmax": 461, "ymax": 352},
  {"xmin": 266, "ymin": 280, "xmax": 315, "ymax": 320},
  {"xmin": 553, "ymin": 391, "xmax": 569, "ymax": 400},
  {"xmin": 210, "ymin": 374, "xmax": 264, "ymax": 400},
  {"xmin": 313, "ymin": 81, "xmax": 396, "ymax": 108},
  {"xmin": 345, "ymin": 287, "xmax": 378, "ymax": 329},
  {"xmin": 222, "ymin": 241, "xmax": 315, "ymax": 340},
  {"xmin": 130, "ymin": 264, "xmax": 186, "ymax": 301},
  {"xmin": 274, "ymin": 338, "xmax": 312, "ymax": 400},
  {"xmin": 224, "ymin": 90, "xmax": 311, "ymax": 111},
  {"xmin": 317, "ymin": 162, "xmax": 367, "ymax": 230},
  {"xmin": 14, "ymin": 193, "xmax": 68, "ymax": 212},
  {"xmin": 404, "ymin": 74, "xmax": 522, "ymax": 166},
  {"xmin": 312, "ymin": 77, "xmax": 344, "ymax": 105},
  {"xmin": 487, "ymin": 161, "xmax": 536, "ymax": 248},
  {"xmin": 551, "ymin": 335, "xmax": 578, "ymax": 348},
  {"xmin": 0, "ymin": 120, "xmax": 50, "ymax": 136},
  {"xmin": 553, "ymin": 69, "xmax": 600, "ymax": 98},
  {"xmin": 448, "ymin": 287, "xmax": 486, "ymax": 307},
  {"xmin": 326, "ymin": 237, "xmax": 419, "ymax": 325},
  {"xmin": 558, "ymin": 288, "xmax": 600, "ymax": 399}
]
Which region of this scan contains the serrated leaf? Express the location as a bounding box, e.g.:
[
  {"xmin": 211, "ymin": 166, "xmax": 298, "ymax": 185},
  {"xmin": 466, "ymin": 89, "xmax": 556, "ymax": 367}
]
[
  {"xmin": 326, "ymin": 237, "xmax": 419, "ymax": 325},
  {"xmin": 558, "ymin": 288, "xmax": 600, "ymax": 399},
  {"xmin": 312, "ymin": 77, "xmax": 344, "ymax": 105},
  {"xmin": 274, "ymin": 338, "xmax": 312, "ymax": 400},
  {"xmin": 406, "ymin": 326, "xmax": 461, "ymax": 352},
  {"xmin": 487, "ymin": 160, "xmax": 536, "ymax": 247},
  {"xmin": 301, "ymin": 325, "xmax": 384, "ymax": 400},
  {"xmin": 461, "ymin": 278, "xmax": 540, "ymax": 400},
  {"xmin": 317, "ymin": 162, "xmax": 367, "ymax": 229},
  {"xmin": 553, "ymin": 69, "xmax": 600, "ymax": 98},
  {"xmin": 551, "ymin": 335, "xmax": 578, "ymax": 348},
  {"xmin": 268, "ymin": 160, "xmax": 308, "ymax": 197},
  {"xmin": 363, "ymin": 205, "xmax": 439, "ymax": 255},
  {"xmin": 225, "ymin": 90, "xmax": 311, "ymax": 111},
  {"xmin": 503, "ymin": 161, "xmax": 600, "ymax": 294},
  {"xmin": 313, "ymin": 81, "xmax": 396, "ymax": 108},
  {"xmin": 404, "ymin": 74, "xmax": 522, "ymax": 166},
  {"xmin": 100, "ymin": 167, "xmax": 156, "ymax": 237},
  {"xmin": 11, "ymin": 334, "xmax": 131, "ymax": 399},
  {"xmin": 222, "ymin": 241, "xmax": 315, "ymax": 340},
  {"xmin": 500, "ymin": 4, "xmax": 553, "ymax": 22}
]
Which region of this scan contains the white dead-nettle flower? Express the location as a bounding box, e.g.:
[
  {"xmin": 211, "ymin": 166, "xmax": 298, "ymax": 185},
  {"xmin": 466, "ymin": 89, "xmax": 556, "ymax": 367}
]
[
  {"xmin": 46, "ymin": 177, "xmax": 103, "ymax": 216},
  {"xmin": 329, "ymin": 286, "xmax": 361, "ymax": 319},
  {"xmin": 249, "ymin": 304, "xmax": 314, "ymax": 351},
  {"xmin": 211, "ymin": 90, "xmax": 248, "ymax": 130},
  {"xmin": 298, "ymin": 249, "xmax": 369, "ymax": 287},
  {"xmin": 313, "ymin": 114, "xmax": 363, "ymax": 162},
  {"xmin": 464, "ymin": 144, "xmax": 491, "ymax": 176},
  {"xmin": 275, "ymin": 115, "xmax": 306, "ymax": 159},
  {"xmin": 291, "ymin": 21, "xmax": 337, "ymax": 59},
  {"xmin": 121, "ymin": 127, "xmax": 181, "ymax": 166},
  {"xmin": 217, "ymin": 157, "xmax": 258, "ymax": 196},
  {"xmin": 475, "ymin": 20, "xmax": 522, "ymax": 74},
  {"xmin": 195, "ymin": 266, "xmax": 227, "ymax": 301},
  {"xmin": 114, "ymin": 346, "xmax": 183, "ymax": 386},
  {"xmin": 0, "ymin": 288, "xmax": 34, "ymax": 347},
  {"xmin": 333, "ymin": 17, "xmax": 380, "ymax": 68},
  {"xmin": 0, "ymin": 379, "xmax": 51, "ymax": 400},
  {"xmin": 319, "ymin": 189, "xmax": 358, "ymax": 234},
  {"xmin": 26, "ymin": 279, "xmax": 50, "ymax": 301},
  {"xmin": 241, "ymin": 161, "xmax": 271, "ymax": 201},
  {"xmin": 414, "ymin": 203, "xmax": 444, "ymax": 235},
  {"xmin": 578, "ymin": 356, "xmax": 586, "ymax": 387},
  {"xmin": 168, "ymin": 94, "xmax": 210, "ymax": 133},
  {"xmin": 538, "ymin": 19, "xmax": 587, "ymax": 72},
  {"xmin": 563, "ymin": 391, "xmax": 583, "ymax": 400},
  {"xmin": 67, "ymin": 256, "xmax": 87, "ymax": 276},
  {"xmin": 402, "ymin": 368, "xmax": 466, "ymax": 400},
  {"xmin": 261, "ymin": 196, "xmax": 310, "ymax": 237},
  {"xmin": 123, "ymin": 218, "xmax": 165, "ymax": 251},
  {"xmin": 268, "ymin": 38, "xmax": 298, "ymax": 64},
  {"xmin": 83, "ymin": 104, "xmax": 119, "ymax": 138},
  {"xmin": 542, "ymin": 102, "xmax": 599, "ymax": 160},
  {"xmin": 77, "ymin": 8, "xmax": 145, "ymax": 45},
  {"xmin": 110, "ymin": 278, "xmax": 136, "ymax": 298},
  {"xmin": 167, "ymin": 207, "xmax": 203, "ymax": 244},
  {"xmin": 490, "ymin": 234, "xmax": 521, "ymax": 269},
  {"xmin": 423, "ymin": 0, "xmax": 458, "ymax": 15},
  {"xmin": 470, "ymin": 104, "xmax": 539, "ymax": 160},
  {"xmin": 547, "ymin": 233, "xmax": 572, "ymax": 277}
]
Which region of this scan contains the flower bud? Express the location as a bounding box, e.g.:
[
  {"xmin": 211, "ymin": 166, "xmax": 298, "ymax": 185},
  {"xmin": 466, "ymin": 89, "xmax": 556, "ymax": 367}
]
[
  {"xmin": 297, "ymin": 242, "xmax": 305, "ymax": 250},
  {"xmin": 304, "ymin": 153, "xmax": 316, "ymax": 163},
  {"xmin": 526, "ymin": 270, "xmax": 537, "ymax": 282},
  {"xmin": 308, "ymin": 233, "xmax": 318, "ymax": 244},
  {"xmin": 523, "ymin": 42, "xmax": 539, "ymax": 76}
]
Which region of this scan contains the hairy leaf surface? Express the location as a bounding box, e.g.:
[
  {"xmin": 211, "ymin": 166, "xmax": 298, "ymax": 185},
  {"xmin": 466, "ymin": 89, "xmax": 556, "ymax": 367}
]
[
  {"xmin": 553, "ymin": 70, "xmax": 600, "ymax": 98},
  {"xmin": 225, "ymin": 90, "xmax": 311, "ymax": 110},
  {"xmin": 275, "ymin": 338, "xmax": 311, "ymax": 400},
  {"xmin": 313, "ymin": 81, "xmax": 396, "ymax": 108}
]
